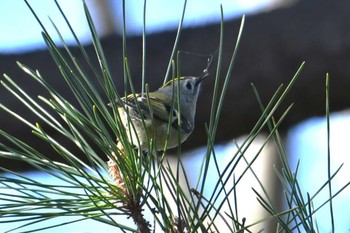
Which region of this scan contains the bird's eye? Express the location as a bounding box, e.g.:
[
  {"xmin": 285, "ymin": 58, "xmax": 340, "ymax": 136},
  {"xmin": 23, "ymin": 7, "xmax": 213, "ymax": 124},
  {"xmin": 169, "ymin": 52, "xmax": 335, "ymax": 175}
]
[{"xmin": 185, "ymin": 82, "xmax": 192, "ymax": 90}]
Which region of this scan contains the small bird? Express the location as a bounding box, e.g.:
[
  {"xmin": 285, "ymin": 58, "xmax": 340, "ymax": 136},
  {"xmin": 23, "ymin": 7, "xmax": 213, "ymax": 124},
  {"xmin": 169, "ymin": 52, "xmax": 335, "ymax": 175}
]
[{"xmin": 111, "ymin": 71, "xmax": 209, "ymax": 152}]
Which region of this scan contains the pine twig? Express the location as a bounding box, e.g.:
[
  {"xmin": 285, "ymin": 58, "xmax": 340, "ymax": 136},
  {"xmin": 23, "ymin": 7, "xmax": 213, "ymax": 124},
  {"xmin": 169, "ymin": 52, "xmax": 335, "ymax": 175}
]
[{"xmin": 108, "ymin": 144, "xmax": 151, "ymax": 233}]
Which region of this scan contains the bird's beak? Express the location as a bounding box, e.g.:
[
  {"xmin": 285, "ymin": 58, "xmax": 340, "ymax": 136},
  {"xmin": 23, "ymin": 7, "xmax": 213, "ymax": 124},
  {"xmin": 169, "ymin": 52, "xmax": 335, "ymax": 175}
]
[{"xmin": 195, "ymin": 71, "xmax": 209, "ymax": 86}]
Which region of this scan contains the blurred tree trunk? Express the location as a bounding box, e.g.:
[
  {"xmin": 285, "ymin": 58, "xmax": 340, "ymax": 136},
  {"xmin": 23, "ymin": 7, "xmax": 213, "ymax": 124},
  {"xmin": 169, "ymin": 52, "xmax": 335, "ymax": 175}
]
[
  {"xmin": 1, "ymin": 0, "xmax": 350, "ymax": 169},
  {"xmin": 85, "ymin": 0, "xmax": 116, "ymax": 35}
]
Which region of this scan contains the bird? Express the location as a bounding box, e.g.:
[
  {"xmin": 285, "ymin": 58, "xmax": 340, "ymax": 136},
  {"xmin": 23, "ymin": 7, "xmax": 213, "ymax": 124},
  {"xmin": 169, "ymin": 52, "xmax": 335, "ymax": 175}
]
[{"xmin": 110, "ymin": 71, "xmax": 209, "ymax": 152}]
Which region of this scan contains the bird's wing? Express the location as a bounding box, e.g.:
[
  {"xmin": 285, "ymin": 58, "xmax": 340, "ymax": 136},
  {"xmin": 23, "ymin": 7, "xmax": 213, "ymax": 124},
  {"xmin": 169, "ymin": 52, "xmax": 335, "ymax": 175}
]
[
  {"xmin": 110, "ymin": 94, "xmax": 192, "ymax": 133},
  {"xmin": 111, "ymin": 94, "xmax": 176, "ymax": 122},
  {"xmin": 146, "ymin": 95, "xmax": 192, "ymax": 133}
]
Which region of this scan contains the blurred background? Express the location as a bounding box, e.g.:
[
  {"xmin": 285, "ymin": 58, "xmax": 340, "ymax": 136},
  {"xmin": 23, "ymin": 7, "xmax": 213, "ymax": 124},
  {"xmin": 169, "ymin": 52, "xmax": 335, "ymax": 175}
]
[{"xmin": 1, "ymin": 0, "xmax": 350, "ymax": 232}]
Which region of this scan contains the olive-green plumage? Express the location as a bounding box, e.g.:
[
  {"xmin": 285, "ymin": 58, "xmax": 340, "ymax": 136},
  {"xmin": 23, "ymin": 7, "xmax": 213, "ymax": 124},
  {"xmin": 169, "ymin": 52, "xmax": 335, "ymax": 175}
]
[{"xmin": 112, "ymin": 72, "xmax": 208, "ymax": 151}]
